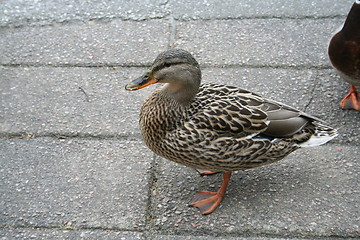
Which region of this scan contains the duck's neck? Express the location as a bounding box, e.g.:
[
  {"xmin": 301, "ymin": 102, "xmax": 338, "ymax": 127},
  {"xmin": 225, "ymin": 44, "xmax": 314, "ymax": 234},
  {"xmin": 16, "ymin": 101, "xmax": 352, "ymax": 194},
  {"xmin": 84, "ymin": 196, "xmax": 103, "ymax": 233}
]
[
  {"xmin": 161, "ymin": 83, "xmax": 198, "ymax": 106},
  {"xmin": 139, "ymin": 89, "xmax": 188, "ymax": 150}
]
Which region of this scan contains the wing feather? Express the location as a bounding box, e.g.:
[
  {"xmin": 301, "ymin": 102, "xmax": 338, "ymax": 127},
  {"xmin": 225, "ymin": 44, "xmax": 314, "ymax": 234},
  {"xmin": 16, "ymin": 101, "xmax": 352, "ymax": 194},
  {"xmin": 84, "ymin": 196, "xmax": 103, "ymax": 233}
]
[{"xmin": 186, "ymin": 83, "xmax": 268, "ymax": 135}]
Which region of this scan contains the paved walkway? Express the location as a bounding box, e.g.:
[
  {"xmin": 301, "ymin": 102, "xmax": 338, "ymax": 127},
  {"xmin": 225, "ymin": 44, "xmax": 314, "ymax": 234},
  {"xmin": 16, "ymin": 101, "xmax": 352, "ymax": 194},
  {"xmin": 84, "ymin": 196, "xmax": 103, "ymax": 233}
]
[{"xmin": 1, "ymin": 0, "xmax": 359, "ymax": 239}]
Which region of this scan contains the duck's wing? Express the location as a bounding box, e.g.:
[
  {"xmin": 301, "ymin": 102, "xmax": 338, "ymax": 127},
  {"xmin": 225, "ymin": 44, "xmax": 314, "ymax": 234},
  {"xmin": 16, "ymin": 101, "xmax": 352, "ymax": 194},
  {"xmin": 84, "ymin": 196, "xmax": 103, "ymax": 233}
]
[
  {"xmin": 188, "ymin": 83, "xmax": 320, "ymax": 138},
  {"xmin": 187, "ymin": 84, "xmax": 269, "ymax": 137},
  {"xmin": 259, "ymin": 98, "xmax": 320, "ymax": 137}
]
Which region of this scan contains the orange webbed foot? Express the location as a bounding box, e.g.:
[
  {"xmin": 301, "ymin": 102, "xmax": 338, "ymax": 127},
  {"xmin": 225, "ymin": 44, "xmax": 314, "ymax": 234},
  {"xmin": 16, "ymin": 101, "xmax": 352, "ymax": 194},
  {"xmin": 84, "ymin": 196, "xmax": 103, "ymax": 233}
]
[
  {"xmin": 190, "ymin": 191, "xmax": 225, "ymax": 214},
  {"xmin": 340, "ymin": 85, "xmax": 360, "ymax": 110},
  {"xmin": 190, "ymin": 172, "xmax": 231, "ymax": 215}
]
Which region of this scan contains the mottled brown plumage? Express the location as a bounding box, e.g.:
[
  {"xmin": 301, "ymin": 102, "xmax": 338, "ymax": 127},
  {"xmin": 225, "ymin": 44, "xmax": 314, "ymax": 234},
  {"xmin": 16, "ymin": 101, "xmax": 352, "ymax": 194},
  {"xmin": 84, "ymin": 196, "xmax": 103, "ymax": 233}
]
[{"xmin": 126, "ymin": 49, "xmax": 337, "ymax": 214}]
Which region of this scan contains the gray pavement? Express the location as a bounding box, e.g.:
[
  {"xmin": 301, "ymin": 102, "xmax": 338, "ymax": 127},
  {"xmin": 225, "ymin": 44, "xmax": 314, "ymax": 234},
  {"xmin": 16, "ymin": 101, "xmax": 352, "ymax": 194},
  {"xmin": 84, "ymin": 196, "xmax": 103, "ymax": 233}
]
[{"xmin": 0, "ymin": 0, "xmax": 359, "ymax": 239}]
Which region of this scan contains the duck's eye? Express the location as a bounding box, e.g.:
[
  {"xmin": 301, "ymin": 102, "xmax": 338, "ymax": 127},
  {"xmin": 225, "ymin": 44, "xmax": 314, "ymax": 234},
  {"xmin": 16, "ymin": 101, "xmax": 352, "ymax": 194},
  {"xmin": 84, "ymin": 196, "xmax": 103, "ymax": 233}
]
[
  {"xmin": 356, "ymin": 0, "xmax": 360, "ymax": 4},
  {"xmin": 164, "ymin": 62, "xmax": 171, "ymax": 68}
]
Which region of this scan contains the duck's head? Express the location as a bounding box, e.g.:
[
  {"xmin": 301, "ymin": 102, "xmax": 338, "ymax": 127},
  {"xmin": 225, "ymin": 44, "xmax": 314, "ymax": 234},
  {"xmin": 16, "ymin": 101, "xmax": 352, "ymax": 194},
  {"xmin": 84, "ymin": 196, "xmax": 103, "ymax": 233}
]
[{"xmin": 125, "ymin": 49, "xmax": 201, "ymax": 105}]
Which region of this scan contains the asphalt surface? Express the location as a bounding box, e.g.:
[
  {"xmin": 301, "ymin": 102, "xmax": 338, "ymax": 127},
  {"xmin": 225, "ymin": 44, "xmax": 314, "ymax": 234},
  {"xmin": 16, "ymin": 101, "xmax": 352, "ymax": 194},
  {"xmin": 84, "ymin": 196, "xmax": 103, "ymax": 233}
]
[{"xmin": 1, "ymin": 0, "xmax": 359, "ymax": 239}]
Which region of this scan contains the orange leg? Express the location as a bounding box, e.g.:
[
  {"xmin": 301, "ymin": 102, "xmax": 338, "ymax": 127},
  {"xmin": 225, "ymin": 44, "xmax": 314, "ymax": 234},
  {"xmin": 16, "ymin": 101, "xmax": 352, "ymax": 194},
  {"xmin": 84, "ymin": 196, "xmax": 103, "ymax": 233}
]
[
  {"xmin": 190, "ymin": 172, "xmax": 232, "ymax": 215},
  {"xmin": 196, "ymin": 169, "xmax": 220, "ymax": 176},
  {"xmin": 340, "ymin": 85, "xmax": 360, "ymax": 110}
]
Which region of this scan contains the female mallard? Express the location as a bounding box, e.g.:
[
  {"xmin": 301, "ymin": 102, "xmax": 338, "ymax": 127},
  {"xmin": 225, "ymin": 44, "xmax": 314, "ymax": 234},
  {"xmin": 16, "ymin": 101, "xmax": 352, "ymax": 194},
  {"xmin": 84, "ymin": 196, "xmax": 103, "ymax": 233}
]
[{"xmin": 125, "ymin": 49, "xmax": 337, "ymax": 215}]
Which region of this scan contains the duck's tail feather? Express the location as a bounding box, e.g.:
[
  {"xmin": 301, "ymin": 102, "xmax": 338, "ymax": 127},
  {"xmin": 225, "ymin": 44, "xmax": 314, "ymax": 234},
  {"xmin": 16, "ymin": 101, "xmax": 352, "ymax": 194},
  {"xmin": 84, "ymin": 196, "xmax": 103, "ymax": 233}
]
[{"xmin": 299, "ymin": 123, "xmax": 338, "ymax": 147}]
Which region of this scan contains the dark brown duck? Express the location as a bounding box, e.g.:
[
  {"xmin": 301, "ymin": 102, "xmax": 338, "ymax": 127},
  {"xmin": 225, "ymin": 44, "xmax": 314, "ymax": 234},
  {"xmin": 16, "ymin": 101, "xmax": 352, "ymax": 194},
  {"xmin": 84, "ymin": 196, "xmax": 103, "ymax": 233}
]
[{"xmin": 328, "ymin": 0, "xmax": 360, "ymax": 110}]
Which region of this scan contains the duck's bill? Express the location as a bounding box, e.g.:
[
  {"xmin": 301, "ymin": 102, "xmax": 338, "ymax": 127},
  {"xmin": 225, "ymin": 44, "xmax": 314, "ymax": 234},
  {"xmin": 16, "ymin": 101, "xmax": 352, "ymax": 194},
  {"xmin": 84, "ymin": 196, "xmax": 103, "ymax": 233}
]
[{"xmin": 125, "ymin": 76, "xmax": 158, "ymax": 91}]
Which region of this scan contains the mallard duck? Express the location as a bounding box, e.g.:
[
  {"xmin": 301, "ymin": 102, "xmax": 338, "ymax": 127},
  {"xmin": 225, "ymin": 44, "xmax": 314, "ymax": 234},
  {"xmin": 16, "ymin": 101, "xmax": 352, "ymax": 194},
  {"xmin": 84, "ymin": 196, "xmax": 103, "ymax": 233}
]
[
  {"xmin": 125, "ymin": 49, "xmax": 337, "ymax": 214},
  {"xmin": 328, "ymin": 0, "xmax": 360, "ymax": 110}
]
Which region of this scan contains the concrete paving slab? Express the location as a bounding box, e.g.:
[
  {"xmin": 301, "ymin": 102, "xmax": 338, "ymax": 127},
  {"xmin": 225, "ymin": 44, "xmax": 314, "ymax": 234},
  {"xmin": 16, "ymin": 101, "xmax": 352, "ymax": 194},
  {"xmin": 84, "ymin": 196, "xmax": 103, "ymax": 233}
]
[
  {"xmin": 0, "ymin": 0, "xmax": 169, "ymax": 27},
  {"xmin": 171, "ymin": 0, "xmax": 351, "ymax": 20},
  {"xmin": 175, "ymin": 18, "xmax": 344, "ymax": 67},
  {"xmin": 0, "ymin": 137, "xmax": 152, "ymax": 229},
  {"xmin": 0, "ymin": 20, "xmax": 169, "ymax": 66},
  {"xmin": 149, "ymin": 234, "xmax": 352, "ymax": 240},
  {"xmin": 305, "ymin": 70, "xmax": 360, "ymax": 145},
  {"xmin": 150, "ymin": 145, "xmax": 359, "ymax": 238},
  {"xmin": 0, "ymin": 66, "xmax": 154, "ymax": 137},
  {"xmin": 0, "ymin": 228, "xmax": 143, "ymax": 240},
  {"xmin": 0, "ymin": 0, "xmax": 352, "ymax": 27}
]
